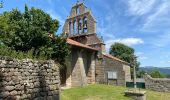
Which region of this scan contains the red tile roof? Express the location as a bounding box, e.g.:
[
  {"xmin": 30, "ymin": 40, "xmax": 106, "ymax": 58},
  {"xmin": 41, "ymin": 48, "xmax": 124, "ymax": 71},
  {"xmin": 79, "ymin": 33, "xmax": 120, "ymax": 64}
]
[
  {"xmin": 67, "ymin": 39, "xmax": 128, "ymax": 65},
  {"xmin": 102, "ymin": 53, "xmax": 129, "ymax": 65},
  {"xmin": 67, "ymin": 38, "xmax": 98, "ymax": 51}
]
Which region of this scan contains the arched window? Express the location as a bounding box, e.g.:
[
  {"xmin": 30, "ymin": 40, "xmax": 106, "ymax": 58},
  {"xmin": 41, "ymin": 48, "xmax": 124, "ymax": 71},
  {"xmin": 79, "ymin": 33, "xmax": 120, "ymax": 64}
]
[
  {"xmin": 69, "ymin": 22, "xmax": 72, "ymax": 34},
  {"xmin": 76, "ymin": 7, "xmax": 80, "ymax": 15},
  {"xmin": 78, "ymin": 19, "xmax": 82, "ymax": 34},
  {"xmin": 73, "ymin": 20, "xmax": 77, "ymax": 34},
  {"xmin": 83, "ymin": 17, "xmax": 88, "ymax": 33}
]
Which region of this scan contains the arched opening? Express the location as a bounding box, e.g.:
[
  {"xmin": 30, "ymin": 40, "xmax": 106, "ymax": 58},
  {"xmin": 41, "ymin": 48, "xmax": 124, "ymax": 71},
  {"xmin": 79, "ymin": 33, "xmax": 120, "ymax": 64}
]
[
  {"xmin": 83, "ymin": 17, "xmax": 88, "ymax": 33},
  {"xmin": 69, "ymin": 22, "xmax": 72, "ymax": 34},
  {"xmin": 78, "ymin": 19, "xmax": 82, "ymax": 34},
  {"xmin": 73, "ymin": 20, "xmax": 77, "ymax": 34},
  {"xmin": 76, "ymin": 7, "xmax": 80, "ymax": 15}
]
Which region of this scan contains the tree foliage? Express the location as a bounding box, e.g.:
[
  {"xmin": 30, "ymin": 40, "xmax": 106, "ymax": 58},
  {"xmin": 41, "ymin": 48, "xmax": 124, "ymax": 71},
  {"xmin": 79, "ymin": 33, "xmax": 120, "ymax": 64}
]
[
  {"xmin": 0, "ymin": 5, "xmax": 70, "ymax": 64},
  {"xmin": 137, "ymin": 70, "xmax": 146, "ymax": 78},
  {"xmin": 109, "ymin": 43, "xmax": 140, "ymax": 78},
  {"xmin": 150, "ymin": 70, "xmax": 166, "ymax": 78},
  {"xmin": 166, "ymin": 75, "xmax": 170, "ymax": 78}
]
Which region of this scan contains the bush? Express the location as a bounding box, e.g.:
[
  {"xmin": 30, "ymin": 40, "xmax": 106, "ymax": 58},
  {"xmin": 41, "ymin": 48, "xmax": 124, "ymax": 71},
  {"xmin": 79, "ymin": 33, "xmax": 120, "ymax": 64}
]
[{"xmin": 0, "ymin": 45, "xmax": 47, "ymax": 60}]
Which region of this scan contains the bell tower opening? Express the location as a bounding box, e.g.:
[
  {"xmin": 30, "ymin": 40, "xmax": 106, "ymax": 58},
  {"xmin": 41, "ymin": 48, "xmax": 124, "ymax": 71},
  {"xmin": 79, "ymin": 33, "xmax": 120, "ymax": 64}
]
[
  {"xmin": 69, "ymin": 22, "xmax": 72, "ymax": 34},
  {"xmin": 76, "ymin": 7, "xmax": 80, "ymax": 15},
  {"xmin": 73, "ymin": 20, "xmax": 77, "ymax": 34},
  {"xmin": 63, "ymin": 2, "xmax": 97, "ymax": 36},
  {"xmin": 83, "ymin": 17, "xmax": 88, "ymax": 33},
  {"xmin": 78, "ymin": 19, "xmax": 83, "ymax": 34}
]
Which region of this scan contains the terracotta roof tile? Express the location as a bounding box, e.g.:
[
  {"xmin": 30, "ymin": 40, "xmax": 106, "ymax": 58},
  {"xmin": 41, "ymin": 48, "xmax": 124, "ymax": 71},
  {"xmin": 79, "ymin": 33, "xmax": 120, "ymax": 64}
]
[
  {"xmin": 67, "ymin": 38, "xmax": 98, "ymax": 51},
  {"xmin": 102, "ymin": 53, "xmax": 129, "ymax": 65}
]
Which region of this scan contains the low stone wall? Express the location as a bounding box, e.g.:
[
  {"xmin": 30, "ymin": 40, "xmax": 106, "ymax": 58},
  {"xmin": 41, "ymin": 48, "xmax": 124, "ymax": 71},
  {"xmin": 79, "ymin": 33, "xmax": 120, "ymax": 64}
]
[
  {"xmin": 144, "ymin": 74, "xmax": 170, "ymax": 92},
  {"xmin": 0, "ymin": 57, "xmax": 60, "ymax": 100}
]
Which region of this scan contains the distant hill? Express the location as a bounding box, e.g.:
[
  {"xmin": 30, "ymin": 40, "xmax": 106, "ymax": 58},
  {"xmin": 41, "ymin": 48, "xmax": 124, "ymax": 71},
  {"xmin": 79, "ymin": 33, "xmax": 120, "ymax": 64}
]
[{"xmin": 139, "ymin": 67, "xmax": 170, "ymax": 76}]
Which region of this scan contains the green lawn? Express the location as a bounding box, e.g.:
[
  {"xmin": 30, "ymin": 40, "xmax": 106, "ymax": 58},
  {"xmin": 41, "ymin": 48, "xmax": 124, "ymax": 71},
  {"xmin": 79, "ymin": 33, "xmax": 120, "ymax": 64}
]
[{"xmin": 61, "ymin": 84, "xmax": 170, "ymax": 100}]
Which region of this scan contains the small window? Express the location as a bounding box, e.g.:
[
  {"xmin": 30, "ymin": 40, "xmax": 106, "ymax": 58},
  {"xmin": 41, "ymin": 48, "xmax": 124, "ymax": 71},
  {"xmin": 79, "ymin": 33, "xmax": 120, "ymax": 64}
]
[{"xmin": 108, "ymin": 71, "xmax": 117, "ymax": 79}]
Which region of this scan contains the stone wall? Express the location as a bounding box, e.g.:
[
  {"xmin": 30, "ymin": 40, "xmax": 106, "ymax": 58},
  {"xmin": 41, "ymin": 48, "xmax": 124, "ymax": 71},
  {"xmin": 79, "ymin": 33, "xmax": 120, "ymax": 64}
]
[
  {"xmin": 144, "ymin": 74, "xmax": 170, "ymax": 92},
  {"xmin": 103, "ymin": 57, "xmax": 128, "ymax": 86},
  {"xmin": 95, "ymin": 59, "xmax": 105, "ymax": 84},
  {"xmin": 95, "ymin": 56, "xmax": 131, "ymax": 86},
  {"xmin": 0, "ymin": 57, "xmax": 60, "ymax": 100},
  {"xmin": 65, "ymin": 47, "xmax": 96, "ymax": 87}
]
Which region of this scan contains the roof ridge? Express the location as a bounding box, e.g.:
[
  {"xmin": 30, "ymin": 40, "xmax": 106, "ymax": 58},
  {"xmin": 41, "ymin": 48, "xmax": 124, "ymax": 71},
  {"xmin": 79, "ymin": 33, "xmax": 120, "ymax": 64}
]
[
  {"xmin": 102, "ymin": 53, "xmax": 129, "ymax": 65},
  {"xmin": 67, "ymin": 38, "xmax": 98, "ymax": 51}
]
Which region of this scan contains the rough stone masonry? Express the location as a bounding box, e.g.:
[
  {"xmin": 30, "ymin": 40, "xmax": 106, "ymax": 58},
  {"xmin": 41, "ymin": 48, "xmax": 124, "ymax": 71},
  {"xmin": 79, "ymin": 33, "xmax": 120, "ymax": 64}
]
[
  {"xmin": 0, "ymin": 56, "xmax": 60, "ymax": 100},
  {"xmin": 144, "ymin": 74, "xmax": 170, "ymax": 92}
]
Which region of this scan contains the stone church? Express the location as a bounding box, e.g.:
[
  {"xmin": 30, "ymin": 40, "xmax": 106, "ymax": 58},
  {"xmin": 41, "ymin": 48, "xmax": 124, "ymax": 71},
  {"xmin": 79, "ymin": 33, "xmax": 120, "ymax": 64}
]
[{"xmin": 61, "ymin": 2, "xmax": 131, "ymax": 87}]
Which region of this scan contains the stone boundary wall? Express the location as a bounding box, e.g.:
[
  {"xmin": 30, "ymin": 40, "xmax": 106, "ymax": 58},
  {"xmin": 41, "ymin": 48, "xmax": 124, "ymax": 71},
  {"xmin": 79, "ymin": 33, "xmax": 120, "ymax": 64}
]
[
  {"xmin": 0, "ymin": 57, "xmax": 60, "ymax": 100},
  {"xmin": 144, "ymin": 74, "xmax": 170, "ymax": 92}
]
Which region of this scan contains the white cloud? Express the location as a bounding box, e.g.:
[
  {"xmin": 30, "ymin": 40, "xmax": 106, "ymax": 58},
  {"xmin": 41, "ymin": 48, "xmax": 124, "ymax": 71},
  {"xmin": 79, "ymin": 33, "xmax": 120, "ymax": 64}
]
[
  {"xmin": 47, "ymin": 10, "xmax": 65, "ymax": 24},
  {"xmin": 135, "ymin": 52, "xmax": 143, "ymax": 56},
  {"xmin": 127, "ymin": 0, "xmax": 156, "ymax": 16},
  {"xmin": 97, "ymin": 18, "xmax": 115, "ymax": 39},
  {"xmin": 139, "ymin": 56, "xmax": 148, "ymax": 60},
  {"xmin": 135, "ymin": 52, "xmax": 148, "ymax": 60},
  {"xmin": 130, "ymin": 1, "xmax": 170, "ymax": 48},
  {"xmin": 110, "ymin": 38, "xmax": 143, "ymax": 46},
  {"xmin": 142, "ymin": 2, "xmax": 170, "ymax": 30},
  {"xmin": 149, "ymin": 32, "xmax": 170, "ymax": 47},
  {"xmin": 105, "ymin": 38, "xmax": 144, "ymax": 52},
  {"xmin": 161, "ymin": 61, "xmax": 170, "ymax": 64}
]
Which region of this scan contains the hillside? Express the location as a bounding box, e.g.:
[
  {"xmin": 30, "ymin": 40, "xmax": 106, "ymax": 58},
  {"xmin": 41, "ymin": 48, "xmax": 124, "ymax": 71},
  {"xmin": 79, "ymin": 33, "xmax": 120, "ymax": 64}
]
[
  {"xmin": 140, "ymin": 67, "xmax": 170, "ymax": 76},
  {"xmin": 61, "ymin": 84, "xmax": 170, "ymax": 100}
]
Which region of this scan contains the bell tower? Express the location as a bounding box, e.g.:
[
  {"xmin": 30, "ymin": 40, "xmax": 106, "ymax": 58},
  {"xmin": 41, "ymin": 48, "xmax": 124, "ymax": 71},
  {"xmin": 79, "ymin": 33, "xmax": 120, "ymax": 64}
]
[
  {"xmin": 63, "ymin": 2, "xmax": 97, "ymax": 37},
  {"xmin": 63, "ymin": 2, "xmax": 106, "ymax": 53}
]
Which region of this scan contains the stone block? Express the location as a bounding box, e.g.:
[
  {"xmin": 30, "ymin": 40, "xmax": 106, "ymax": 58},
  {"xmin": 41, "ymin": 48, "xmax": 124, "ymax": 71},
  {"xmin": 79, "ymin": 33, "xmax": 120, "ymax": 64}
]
[
  {"xmin": 5, "ymin": 86, "xmax": 15, "ymax": 91},
  {"xmin": 0, "ymin": 91, "xmax": 10, "ymax": 98},
  {"xmin": 10, "ymin": 90, "xmax": 18, "ymax": 96}
]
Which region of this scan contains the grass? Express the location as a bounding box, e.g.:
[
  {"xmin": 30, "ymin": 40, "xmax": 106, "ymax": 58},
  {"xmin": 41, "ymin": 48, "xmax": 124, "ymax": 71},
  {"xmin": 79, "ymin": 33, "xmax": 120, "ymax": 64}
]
[
  {"xmin": 146, "ymin": 89, "xmax": 170, "ymax": 100},
  {"xmin": 61, "ymin": 84, "xmax": 170, "ymax": 100}
]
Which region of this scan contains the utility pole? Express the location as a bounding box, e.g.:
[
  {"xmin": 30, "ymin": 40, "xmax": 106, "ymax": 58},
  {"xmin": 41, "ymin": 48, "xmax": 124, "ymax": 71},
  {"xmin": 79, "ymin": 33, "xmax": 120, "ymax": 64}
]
[{"xmin": 133, "ymin": 55, "xmax": 137, "ymax": 88}]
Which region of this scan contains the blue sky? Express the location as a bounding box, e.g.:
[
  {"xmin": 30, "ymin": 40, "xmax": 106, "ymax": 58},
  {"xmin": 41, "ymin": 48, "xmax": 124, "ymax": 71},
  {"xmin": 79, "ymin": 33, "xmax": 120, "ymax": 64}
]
[{"xmin": 1, "ymin": 0, "xmax": 170, "ymax": 67}]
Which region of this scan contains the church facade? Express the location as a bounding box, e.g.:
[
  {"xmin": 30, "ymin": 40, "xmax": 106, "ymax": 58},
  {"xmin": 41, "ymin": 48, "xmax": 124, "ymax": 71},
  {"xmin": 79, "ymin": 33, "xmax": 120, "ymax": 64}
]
[{"xmin": 62, "ymin": 2, "xmax": 131, "ymax": 87}]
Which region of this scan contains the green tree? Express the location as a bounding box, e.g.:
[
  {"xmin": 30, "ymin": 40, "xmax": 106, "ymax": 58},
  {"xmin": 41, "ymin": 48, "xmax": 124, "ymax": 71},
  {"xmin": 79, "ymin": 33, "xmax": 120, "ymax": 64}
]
[
  {"xmin": 0, "ymin": 4, "xmax": 70, "ymax": 64},
  {"xmin": 137, "ymin": 70, "xmax": 146, "ymax": 78},
  {"xmin": 0, "ymin": 5, "xmax": 59, "ymax": 51},
  {"xmin": 166, "ymin": 75, "xmax": 170, "ymax": 78},
  {"xmin": 109, "ymin": 43, "xmax": 140, "ymax": 78},
  {"xmin": 150, "ymin": 70, "xmax": 165, "ymax": 78}
]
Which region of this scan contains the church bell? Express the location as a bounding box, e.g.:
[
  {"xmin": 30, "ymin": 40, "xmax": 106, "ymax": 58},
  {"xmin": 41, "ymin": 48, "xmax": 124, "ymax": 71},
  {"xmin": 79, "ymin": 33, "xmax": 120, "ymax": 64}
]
[
  {"xmin": 83, "ymin": 21, "xmax": 87, "ymax": 29},
  {"xmin": 78, "ymin": 23, "xmax": 82, "ymax": 30}
]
